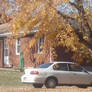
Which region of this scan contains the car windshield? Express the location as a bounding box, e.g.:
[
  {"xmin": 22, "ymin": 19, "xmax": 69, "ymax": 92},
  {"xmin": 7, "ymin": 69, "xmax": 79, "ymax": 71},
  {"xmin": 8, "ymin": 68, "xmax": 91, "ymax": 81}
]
[{"xmin": 36, "ymin": 62, "xmax": 53, "ymax": 68}]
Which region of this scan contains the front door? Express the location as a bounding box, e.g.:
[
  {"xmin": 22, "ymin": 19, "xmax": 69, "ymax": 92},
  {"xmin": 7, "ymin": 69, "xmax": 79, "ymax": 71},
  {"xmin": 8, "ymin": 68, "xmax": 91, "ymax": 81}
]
[{"xmin": 4, "ymin": 39, "xmax": 9, "ymax": 66}]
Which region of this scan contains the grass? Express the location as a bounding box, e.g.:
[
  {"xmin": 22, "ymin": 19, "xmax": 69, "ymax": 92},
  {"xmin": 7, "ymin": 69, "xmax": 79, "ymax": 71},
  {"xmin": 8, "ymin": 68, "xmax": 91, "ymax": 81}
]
[
  {"xmin": 0, "ymin": 69, "xmax": 92, "ymax": 92},
  {"xmin": 0, "ymin": 69, "xmax": 27, "ymax": 87}
]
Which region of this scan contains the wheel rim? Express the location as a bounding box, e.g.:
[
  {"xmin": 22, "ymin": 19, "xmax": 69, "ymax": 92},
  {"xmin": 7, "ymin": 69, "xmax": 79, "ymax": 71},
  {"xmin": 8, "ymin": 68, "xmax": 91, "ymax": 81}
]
[{"xmin": 47, "ymin": 79, "xmax": 56, "ymax": 88}]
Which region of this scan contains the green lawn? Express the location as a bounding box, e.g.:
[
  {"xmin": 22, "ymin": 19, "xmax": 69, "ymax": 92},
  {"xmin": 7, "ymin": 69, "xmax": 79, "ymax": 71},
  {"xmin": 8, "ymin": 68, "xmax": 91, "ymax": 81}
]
[{"xmin": 0, "ymin": 69, "xmax": 28, "ymax": 87}]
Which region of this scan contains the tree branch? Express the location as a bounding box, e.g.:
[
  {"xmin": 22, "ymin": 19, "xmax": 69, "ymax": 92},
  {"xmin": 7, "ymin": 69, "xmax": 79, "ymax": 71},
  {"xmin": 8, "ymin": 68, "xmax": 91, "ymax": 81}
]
[
  {"xmin": 52, "ymin": 4, "xmax": 92, "ymax": 51},
  {"xmin": 69, "ymin": 1, "xmax": 92, "ymax": 37},
  {"xmin": 74, "ymin": 29, "xmax": 92, "ymax": 50},
  {"xmin": 53, "ymin": 7, "xmax": 75, "ymax": 20}
]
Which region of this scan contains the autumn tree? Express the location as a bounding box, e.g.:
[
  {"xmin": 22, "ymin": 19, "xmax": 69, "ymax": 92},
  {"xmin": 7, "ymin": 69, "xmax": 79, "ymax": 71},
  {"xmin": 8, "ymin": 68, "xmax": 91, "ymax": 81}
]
[
  {"xmin": 10, "ymin": 0, "xmax": 92, "ymax": 63},
  {"xmin": 0, "ymin": 0, "xmax": 12, "ymax": 24}
]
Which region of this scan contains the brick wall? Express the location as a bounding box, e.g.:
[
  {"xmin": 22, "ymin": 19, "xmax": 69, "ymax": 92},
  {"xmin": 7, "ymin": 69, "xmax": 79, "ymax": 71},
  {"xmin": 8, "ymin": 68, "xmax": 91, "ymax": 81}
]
[
  {"xmin": 1, "ymin": 35, "xmax": 92, "ymax": 68},
  {"xmin": 20, "ymin": 35, "xmax": 37, "ymax": 67},
  {"xmin": 9, "ymin": 38, "xmax": 19, "ymax": 67},
  {"xmin": 9, "ymin": 35, "xmax": 50, "ymax": 67}
]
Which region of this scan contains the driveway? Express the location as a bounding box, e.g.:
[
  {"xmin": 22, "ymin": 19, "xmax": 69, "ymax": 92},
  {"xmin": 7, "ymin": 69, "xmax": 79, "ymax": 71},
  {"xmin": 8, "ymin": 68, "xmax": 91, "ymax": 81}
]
[{"xmin": 0, "ymin": 86, "xmax": 92, "ymax": 92}]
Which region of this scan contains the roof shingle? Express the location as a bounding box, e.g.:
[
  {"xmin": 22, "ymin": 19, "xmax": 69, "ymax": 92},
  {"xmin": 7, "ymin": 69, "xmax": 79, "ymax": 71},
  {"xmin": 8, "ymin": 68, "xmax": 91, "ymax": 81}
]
[{"xmin": 0, "ymin": 23, "xmax": 9, "ymax": 34}]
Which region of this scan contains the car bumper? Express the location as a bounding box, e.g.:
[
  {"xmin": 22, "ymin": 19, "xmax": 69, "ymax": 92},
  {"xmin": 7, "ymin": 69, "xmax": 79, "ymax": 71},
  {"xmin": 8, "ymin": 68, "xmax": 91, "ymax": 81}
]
[{"xmin": 21, "ymin": 74, "xmax": 45, "ymax": 84}]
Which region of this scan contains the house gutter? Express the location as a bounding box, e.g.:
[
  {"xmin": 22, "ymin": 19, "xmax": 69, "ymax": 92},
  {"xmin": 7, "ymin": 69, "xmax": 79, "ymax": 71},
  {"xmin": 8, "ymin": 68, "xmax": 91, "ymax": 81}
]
[
  {"xmin": 0, "ymin": 30, "xmax": 39, "ymax": 37},
  {"xmin": 0, "ymin": 32, "xmax": 12, "ymax": 37}
]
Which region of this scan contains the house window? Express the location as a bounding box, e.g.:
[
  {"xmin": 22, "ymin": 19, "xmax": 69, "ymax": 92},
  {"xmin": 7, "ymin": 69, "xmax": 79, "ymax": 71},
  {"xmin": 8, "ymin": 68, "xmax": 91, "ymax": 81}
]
[
  {"xmin": 16, "ymin": 38, "xmax": 20, "ymax": 55},
  {"xmin": 38, "ymin": 36, "xmax": 44, "ymax": 53}
]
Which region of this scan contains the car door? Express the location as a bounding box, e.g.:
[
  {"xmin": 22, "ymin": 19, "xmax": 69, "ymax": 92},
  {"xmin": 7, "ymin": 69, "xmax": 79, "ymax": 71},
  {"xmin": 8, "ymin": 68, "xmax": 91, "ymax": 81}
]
[
  {"xmin": 52, "ymin": 63, "xmax": 72, "ymax": 84},
  {"xmin": 68, "ymin": 64, "xmax": 91, "ymax": 85}
]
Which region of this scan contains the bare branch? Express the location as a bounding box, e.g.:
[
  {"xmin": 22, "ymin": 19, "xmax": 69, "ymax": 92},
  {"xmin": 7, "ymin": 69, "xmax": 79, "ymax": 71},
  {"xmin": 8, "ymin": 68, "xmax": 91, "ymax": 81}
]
[{"xmin": 69, "ymin": 0, "xmax": 92, "ymax": 37}]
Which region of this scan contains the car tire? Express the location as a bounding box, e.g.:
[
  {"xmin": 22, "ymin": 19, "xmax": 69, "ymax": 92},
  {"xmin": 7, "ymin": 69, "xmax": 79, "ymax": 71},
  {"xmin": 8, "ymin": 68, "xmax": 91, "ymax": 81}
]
[
  {"xmin": 45, "ymin": 78, "xmax": 57, "ymax": 88},
  {"xmin": 77, "ymin": 85, "xmax": 88, "ymax": 88},
  {"xmin": 91, "ymin": 82, "xmax": 92, "ymax": 86},
  {"xmin": 33, "ymin": 84, "xmax": 43, "ymax": 88}
]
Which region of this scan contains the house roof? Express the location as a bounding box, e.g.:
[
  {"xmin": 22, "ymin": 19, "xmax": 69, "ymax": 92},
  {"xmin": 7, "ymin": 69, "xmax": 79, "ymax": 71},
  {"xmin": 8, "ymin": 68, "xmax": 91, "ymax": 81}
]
[
  {"xmin": 0, "ymin": 23, "xmax": 11, "ymax": 37},
  {"xmin": 0, "ymin": 23, "xmax": 9, "ymax": 34},
  {"xmin": 0, "ymin": 23, "xmax": 38, "ymax": 37}
]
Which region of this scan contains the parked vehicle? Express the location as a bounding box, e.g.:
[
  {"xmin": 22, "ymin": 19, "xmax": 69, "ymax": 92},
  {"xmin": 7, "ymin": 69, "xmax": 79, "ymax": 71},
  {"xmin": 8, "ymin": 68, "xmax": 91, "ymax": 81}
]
[{"xmin": 21, "ymin": 62, "xmax": 92, "ymax": 88}]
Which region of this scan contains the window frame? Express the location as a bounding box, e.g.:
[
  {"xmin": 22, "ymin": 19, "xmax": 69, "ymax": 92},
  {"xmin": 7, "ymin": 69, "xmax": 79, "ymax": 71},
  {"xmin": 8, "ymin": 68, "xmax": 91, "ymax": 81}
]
[
  {"xmin": 38, "ymin": 36, "xmax": 44, "ymax": 53},
  {"xmin": 16, "ymin": 38, "xmax": 20, "ymax": 55}
]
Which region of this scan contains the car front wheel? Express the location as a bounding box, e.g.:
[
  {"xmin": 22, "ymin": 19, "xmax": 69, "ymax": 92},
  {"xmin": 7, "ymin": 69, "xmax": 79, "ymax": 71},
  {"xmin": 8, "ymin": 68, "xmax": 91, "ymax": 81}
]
[
  {"xmin": 45, "ymin": 78, "xmax": 57, "ymax": 88},
  {"xmin": 33, "ymin": 84, "xmax": 43, "ymax": 88}
]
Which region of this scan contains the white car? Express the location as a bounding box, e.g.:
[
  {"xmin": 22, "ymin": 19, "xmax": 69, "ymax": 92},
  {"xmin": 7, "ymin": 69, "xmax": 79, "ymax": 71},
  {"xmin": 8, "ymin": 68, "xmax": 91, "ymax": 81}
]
[{"xmin": 21, "ymin": 62, "xmax": 92, "ymax": 88}]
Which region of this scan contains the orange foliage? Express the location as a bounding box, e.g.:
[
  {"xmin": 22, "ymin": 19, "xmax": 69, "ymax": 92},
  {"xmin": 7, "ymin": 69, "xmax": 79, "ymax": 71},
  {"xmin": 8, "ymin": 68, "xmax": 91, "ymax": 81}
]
[{"xmin": 9, "ymin": 0, "xmax": 92, "ymax": 63}]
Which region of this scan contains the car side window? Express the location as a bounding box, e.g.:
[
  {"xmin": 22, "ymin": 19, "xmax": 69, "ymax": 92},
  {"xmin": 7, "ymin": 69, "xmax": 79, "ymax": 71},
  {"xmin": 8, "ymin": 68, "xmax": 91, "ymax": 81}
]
[
  {"xmin": 68, "ymin": 64, "xmax": 83, "ymax": 72},
  {"xmin": 53, "ymin": 63, "xmax": 68, "ymax": 71}
]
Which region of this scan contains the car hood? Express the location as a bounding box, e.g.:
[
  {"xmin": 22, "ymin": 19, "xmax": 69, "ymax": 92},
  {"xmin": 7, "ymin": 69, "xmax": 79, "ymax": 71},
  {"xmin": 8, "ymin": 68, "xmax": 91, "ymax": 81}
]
[{"xmin": 88, "ymin": 71, "xmax": 92, "ymax": 75}]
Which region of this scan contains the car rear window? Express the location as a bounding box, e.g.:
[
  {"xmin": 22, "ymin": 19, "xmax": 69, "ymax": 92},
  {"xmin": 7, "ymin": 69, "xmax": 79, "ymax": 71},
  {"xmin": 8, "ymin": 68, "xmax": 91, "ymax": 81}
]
[
  {"xmin": 53, "ymin": 63, "xmax": 68, "ymax": 71},
  {"xmin": 36, "ymin": 62, "xmax": 53, "ymax": 68}
]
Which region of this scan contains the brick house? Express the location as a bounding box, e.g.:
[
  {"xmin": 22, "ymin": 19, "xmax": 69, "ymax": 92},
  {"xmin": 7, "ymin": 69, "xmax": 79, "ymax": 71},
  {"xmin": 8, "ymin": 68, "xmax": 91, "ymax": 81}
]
[
  {"xmin": 0, "ymin": 23, "xmax": 51, "ymax": 68},
  {"xmin": 0, "ymin": 23, "xmax": 92, "ymax": 69},
  {"xmin": 0, "ymin": 23, "xmax": 50, "ymax": 68},
  {"xmin": 0, "ymin": 23, "xmax": 74, "ymax": 68}
]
